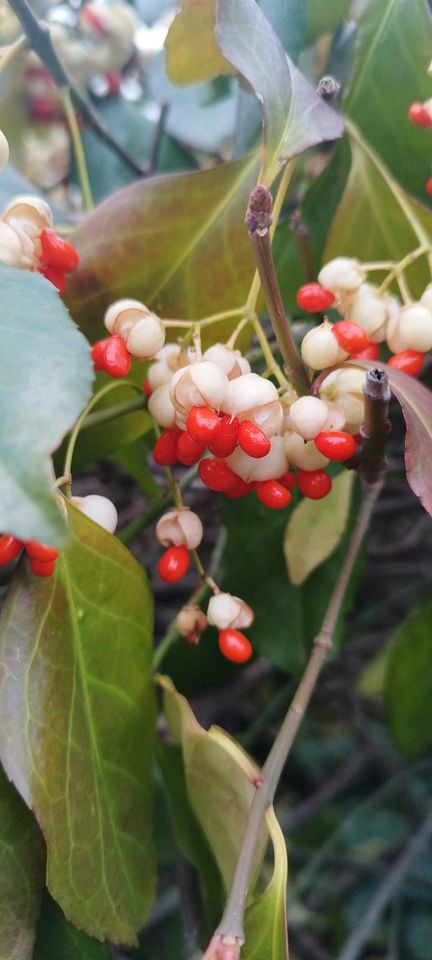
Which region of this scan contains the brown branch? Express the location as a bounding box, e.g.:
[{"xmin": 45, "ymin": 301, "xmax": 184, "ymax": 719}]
[{"xmin": 360, "ymin": 368, "xmax": 391, "ymax": 484}]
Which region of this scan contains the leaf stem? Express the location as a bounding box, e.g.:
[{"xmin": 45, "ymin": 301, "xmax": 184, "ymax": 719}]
[
  {"xmin": 59, "ymin": 87, "xmax": 93, "ymax": 212},
  {"xmin": 377, "ymin": 244, "xmax": 428, "ymax": 296},
  {"xmin": 212, "ymin": 477, "xmax": 383, "ymax": 948}
]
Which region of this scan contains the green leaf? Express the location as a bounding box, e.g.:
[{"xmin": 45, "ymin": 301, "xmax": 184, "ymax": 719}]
[
  {"xmin": 0, "ymin": 266, "xmax": 93, "ymax": 546},
  {"xmin": 216, "ymin": 0, "xmax": 344, "ymax": 182},
  {"xmin": 165, "ymin": 0, "xmax": 234, "ymax": 84},
  {"xmin": 0, "ymin": 502, "xmax": 156, "ymax": 944},
  {"xmin": 158, "ymin": 675, "xmax": 288, "ymax": 958},
  {"xmin": 344, "ymin": 0, "xmax": 432, "ymax": 198},
  {"xmin": 284, "ymin": 471, "xmax": 354, "ymax": 586},
  {"xmin": 0, "ymin": 768, "xmax": 44, "ymax": 960},
  {"xmin": 348, "ymin": 360, "xmax": 432, "ymax": 518},
  {"xmin": 385, "ymin": 603, "xmax": 432, "ymax": 758},
  {"xmin": 66, "ymin": 154, "xmax": 259, "ymax": 339},
  {"xmin": 33, "ymin": 893, "xmax": 113, "ymax": 960},
  {"xmin": 324, "ymin": 130, "xmax": 431, "ymax": 299},
  {"xmin": 243, "ymin": 816, "xmax": 288, "ymax": 960},
  {"xmin": 157, "ymin": 741, "xmax": 224, "ymax": 930},
  {"xmin": 305, "ymin": 0, "xmax": 350, "ymax": 42}
]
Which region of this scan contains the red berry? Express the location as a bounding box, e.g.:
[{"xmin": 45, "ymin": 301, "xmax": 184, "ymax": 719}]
[
  {"xmin": 218, "ymin": 628, "xmax": 253, "ymax": 664},
  {"xmin": 198, "ymin": 457, "xmax": 237, "ymax": 492},
  {"xmin": 91, "ymin": 336, "xmax": 131, "ymax": 378},
  {"xmin": 314, "ymin": 431, "xmax": 357, "ymax": 461},
  {"xmin": 28, "ymin": 97, "xmax": 59, "ymax": 122},
  {"xmin": 256, "ymin": 480, "xmax": 292, "ymax": 509},
  {"xmin": 40, "ymin": 229, "xmax": 79, "ymax": 273},
  {"xmin": 208, "ymin": 414, "xmax": 239, "ymax": 456},
  {"xmin": 40, "ymin": 265, "xmax": 66, "ymax": 295},
  {"xmin": 237, "ymin": 420, "xmax": 271, "ymax": 459},
  {"xmin": 332, "ymin": 321, "xmax": 369, "ymax": 354},
  {"xmin": 143, "ymin": 378, "xmax": 152, "ymax": 397},
  {"xmin": 186, "ymin": 406, "xmax": 221, "ymax": 443},
  {"xmin": 152, "ymin": 428, "xmax": 181, "ymax": 466},
  {"xmin": 176, "ymin": 431, "xmax": 206, "ymax": 466},
  {"xmin": 426, "ymin": 177, "xmax": 432, "ymax": 198},
  {"xmin": 24, "ymin": 541, "xmax": 58, "ymax": 562},
  {"xmin": 408, "ymin": 102, "xmax": 432, "ymax": 128},
  {"xmin": 297, "ymin": 469, "xmax": 332, "ymax": 500},
  {"xmin": 277, "ymin": 471, "xmax": 297, "ymax": 490},
  {"xmin": 350, "ymin": 342, "xmax": 380, "ymax": 361},
  {"xmin": 224, "ymin": 476, "xmax": 254, "ymax": 499},
  {"xmin": 158, "ymin": 545, "xmax": 190, "ymax": 583},
  {"xmin": 387, "ymin": 350, "xmax": 424, "ymax": 376},
  {"xmin": 29, "ymin": 557, "xmax": 56, "ymax": 577},
  {"xmin": 106, "ymin": 71, "xmax": 121, "ymax": 96},
  {"xmin": 296, "ymin": 283, "xmax": 335, "ymax": 312},
  {"xmin": 0, "ymin": 534, "xmax": 23, "ymax": 566}
]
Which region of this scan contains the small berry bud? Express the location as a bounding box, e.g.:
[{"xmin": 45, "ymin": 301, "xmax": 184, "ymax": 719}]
[
  {"xmin": 207, "ymin": 592, "xmax": 254, "ymax": 630},
  {"xmin": 176, "ymin": 605, "xmax": 208, "ymax": 643},
  {"xmin": 71, "ymin": 494, "xmax": 118, "ymax": 533},
  {"xmin": 288, "ymin": 396, "xmax": 329, "ymax": 440},
  {"xmin": 156, "ymin": 508, "xmax": 203, "ymax": 550}
]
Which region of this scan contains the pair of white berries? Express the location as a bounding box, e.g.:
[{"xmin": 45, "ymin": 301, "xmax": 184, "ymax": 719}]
[{"xmin": 104, "ymin": 298, "xmax": 166, "ymax": 359}]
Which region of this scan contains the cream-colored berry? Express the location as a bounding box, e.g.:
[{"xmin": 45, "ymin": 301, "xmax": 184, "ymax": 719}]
[
  {"xmin": 123, "ymin": 315, "xmax": 166, "ymax": 358},
  {"xmin": 318, "ymin": 257, "xmax": 365, "ymax": 295},
  {"xmin": 207, "ymin": 593, "xmax": 254, "ymax": 630},
  {"xmin": 288, "ymin": 396, "xmax": 329, "ymax": 441},
  {"xmin": 148, "ymin": 383, "xmax": 176, "ymax": 427},
  {"xmin": 348, "ymin": 284, "xmax": 395, "ymax": 336},
  {"xmin": 0, "ymin": 220, "xmax": 36, "ymax": 269},
  {"xmin": 72, "ymin": 494, "xmax": 118, "ymax": 533},
  {"xmin": 169, "ymin": 362, "xmax": 228, "ymax": 416},
  {"xmin": 301, "ymin": 322, "xmax": 346, "ymax": 370},
  {"xmin": 283, "ymin": 431, "xmax": 329, "ymax": 470},
  {"xmin": 420, "ymin": 284, "xmax": 432, "ymax": 313},
  {"xmin": 223, "ymin": 372, "xmax": 283, "ymax": 436},
  {"xmin": 156, "ymin": 507, "xmax": 203, "ymax": 550},
  {"xmin": 104, "ymin": 298, "xmax": 151, "ymax": 335},
  {"xmin": 2, "ymin": 195, "xmax": 53, "ymax": 237},
  {"xmin": 227, "ymin": 436, "xmax": 287, "ymax": 483},
  {"xmin": 398, "ymin": 304, "xmax": 432, "ymax": 352},
  {"xmin": 203, "ymin": 343, "xmax": 250, "ymax": 379}
]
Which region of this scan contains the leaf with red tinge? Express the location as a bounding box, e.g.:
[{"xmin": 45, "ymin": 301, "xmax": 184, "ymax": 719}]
[
  {"xmin": 216, "ymin": 0, "xmax": 344, "ymax": 182},
  {"xmin": 348, "ymin": 360, "xmax": 432, "ymax": 518}
]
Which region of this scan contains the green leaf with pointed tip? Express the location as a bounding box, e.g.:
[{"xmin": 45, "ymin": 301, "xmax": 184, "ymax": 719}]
[
  {"xmin": 158, "ymin": 676, "xmax": 288, "ymax": 958},
  {"xmin": 0, "ymin": 768, "xmax": 44, "ymax": 960},
  {"xmin": 165, "ymin": 0, "xmax": 234, "ymax": 84},
  {"xmin": 344, "ymin": 0, "xmax": 432, "ymax": 198},
  {"xmin": 33, "ymin": 893, "xmax": 113, "ymax": 960},
  {"xmin": 66, "ymin": 154, "xmax": 259, "ymax": 340},
  {"xmin": 216, "ymin": 0, "xmax": 344, "ymax": 182},
  {"xmin": 284, "ymin": 471, "xmax": 354, "ymax": 586},
  {"xmin": 385, "ymin": 603, "xmax": 432, "ymax": 758},
  {"xmin": 0, "ymin": 502, "xmax": 156, "ymax": 945},
  {"xmin": 0, "ymin": 265, "xmax": 93, "ymax": 546},
  {"xmin": 324, "ymin": 131, "xmax": 432, "ymax": 298}
]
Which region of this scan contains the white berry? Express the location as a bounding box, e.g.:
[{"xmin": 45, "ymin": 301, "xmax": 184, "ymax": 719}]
[
  {"xmin": 301, "ymin": 322, "xmax": 346, "ymax": 370},
  {"xmin": 72, "ymin": 494, "xmax": 118, "ymax": 533},
  {"xmin": 148, "ymin": 383, "xmax": 176, "ymax": 427},
  {"xmin": 283, "ymin": 431, "xmax": 329, "ymax": 470},
  {"xmin": 288, "ymin": 396, "xmax": 329, "ymax": 440},
  {"xmin": 207, "ymin": 592, "xmax": 254, "ymax": 630},
  {"xmin": 398, "ymin": 304, "xmax": 432, "ymax": 352},
  {"xmin": 156, "ymin": 507, "xmax": 203, "ymax": 550},
  {"xmin": 318, "ymin": 257, "xmax": 365, "ymax": 295}
]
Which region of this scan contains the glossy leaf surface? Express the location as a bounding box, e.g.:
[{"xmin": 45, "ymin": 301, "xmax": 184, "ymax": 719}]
[
  {"xmin": 0, "ymin": 769, "xmax": 44, "ymax": 960},
  {"xmin": 0, "ymin": 503, "xmax": 156, "ymax": 944}
]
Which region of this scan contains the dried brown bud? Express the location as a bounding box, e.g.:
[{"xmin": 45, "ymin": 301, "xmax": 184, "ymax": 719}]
[
  {"xmin": 245, "ymin": 185, "xmax": 273, "ymax": 234},
  {"xmin": 176, "ymin": 605, "xmax": 208, "ymax": 644}
]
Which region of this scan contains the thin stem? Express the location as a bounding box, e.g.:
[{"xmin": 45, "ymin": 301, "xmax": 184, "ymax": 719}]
[
  {"xmin": 117, "ymin": 466, "xmax": 198, "ymax": 545},
  {"xmin": 335, "ymin": 812, "xmax": 432, "ymax": 960},
  {"xmin": 245, "ymin": 160, "xmax": 296, "ymax": 315},
  {"xmin": 377, "ymin": 244, "xmax": 427, "ymax": 295},
  {"xmin": 213, "ymin": 478, "xmax": 382, "ymax": 947},
  {"xmin": 81, "ymin": 394, "xmax": 147, "ymax": 430},
  {"xmin": 63, "ymin": 381, "xmax": 141, "ymax": 496},
  {"xmin": 0, "ymin": 33, "xmax": 27, "ymax": 73},
  {"xmin": 250, "ymin": 316, "xmax": 288, "ymax": 387},
  {"xmin": 7, "ymin": 0, "xmax": 146, "ymax": 175},
  {"xmin": 163, "ymin": 308, "xmax": 245, "ymax": 330},
  {"xmin": 59, "ymin": 86, "xmax": 93, "ymax": 211}
]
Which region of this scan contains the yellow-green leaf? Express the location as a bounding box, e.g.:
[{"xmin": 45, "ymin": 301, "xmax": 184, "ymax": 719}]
[
  {"xmin": 0, "ymin": 769, "xmax": 44, "ymax": 960},
  {"xmin": 284, "ymin": 471, "xmax": 354, "ymax": 586},
  {"xmin": 165, "ymin": 0, "xmax": 234, "ymax": 84}
]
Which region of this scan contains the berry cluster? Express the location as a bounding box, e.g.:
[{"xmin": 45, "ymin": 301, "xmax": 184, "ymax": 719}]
[
  {"xmin": 91, "ymin": 298, "xmax": 166, "ymax": 376},
  {"xmin": 0, "ymin": 190, "xmax": 79, "ymax": 291}
]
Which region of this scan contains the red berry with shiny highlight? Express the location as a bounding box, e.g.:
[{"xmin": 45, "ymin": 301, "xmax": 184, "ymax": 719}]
[
  {"xmin": 176, "ymin": 431, "xmax": 206, "ymax": 466},
  {"xmin": 158, "ymin": 545, "xmax": 190, "ymax": 583},
  {"xmin": 296, "ymin": 283, "xmax": 335, "ymax": 312},
  {"xmin": 29, "ymin": 557, "xmax": 56, "ymax": 577},
  {"xmin": 224, "ymin": 476, "xmax": 254, "ymax": 499},
  {"xmin": 297, "ymin": 469, "xmax": 332, "ymax": 500},
  {"xmin": 40, "ymin": 229, "xmax": 79, "ymax": 273},
  {"xmin": 24, "ymin": 541, "xmax": 58, "ymax": 562},
  {"xmin": 208, "ymin": 415, "xmax": 238, "ymax": 456},
  {"xmin": 198, "ymin": 457, "xmax": 237, "ymax": 492},
  {"xmin": 314, "ymin": 431, "xmax": 357, "ymax": 461},
  {"xmin": 387, "ymin": 350, "xmax": 424, "ymax": 376},
  {"xmin": 256, "ymin": 480, "xmax": 292, "ymax": 509},
  {"xmin": 186, "ymin": 406, "xmax": 221, "ymax": 443},
  {"xmin": 237, "ymin": 420, "xmax": 271, "ymax": 458},
  {"xmin": 218, "ymin": 628, "xmax": 253, "ymax": 664},
  {"xmin": 91, "ymin": 336, "xmax": 131, "ymax": 378},
  {"xmin": 408, "ymin": 102, "xmax": 432, "ymax": 128},
  {"xmin": 350, "ymin": 342, "xmax": 380, "ymax": 361},
  {"xmin": 332, "ymin": 321, "xmax": 369, "ymax": 354},
  {"xmin": 153, "ymin": 428, "xmax": 181, "ymax": 466},
  {"xmin": 0, "ymin": 534, "xmax": 23, "ymax": 566},
  {"xmin": 277, "ymin": 471, "xmax": 297, "ymax": 490}
]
